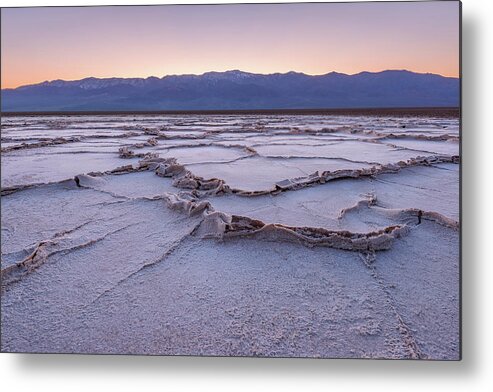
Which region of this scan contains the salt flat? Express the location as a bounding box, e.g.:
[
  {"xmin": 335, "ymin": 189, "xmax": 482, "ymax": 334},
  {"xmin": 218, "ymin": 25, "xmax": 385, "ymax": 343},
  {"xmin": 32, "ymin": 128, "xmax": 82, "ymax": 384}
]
[{"xmin": 1, "ymin": 114, "xmax": 460, "ymax": 359}]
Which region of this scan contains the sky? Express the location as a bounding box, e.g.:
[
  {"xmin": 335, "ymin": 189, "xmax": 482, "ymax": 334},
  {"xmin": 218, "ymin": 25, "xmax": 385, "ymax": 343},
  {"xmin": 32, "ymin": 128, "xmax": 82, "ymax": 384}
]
[{"xmin": 1, "ymin": 1, "xmax": 460, "ymax": 89}]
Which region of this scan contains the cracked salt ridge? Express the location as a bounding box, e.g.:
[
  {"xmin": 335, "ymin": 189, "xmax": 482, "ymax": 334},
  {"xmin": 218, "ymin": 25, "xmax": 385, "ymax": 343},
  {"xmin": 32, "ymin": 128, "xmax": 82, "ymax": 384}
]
[
  {"xmin": 72, "ymin": 173, "xmax": 407, "ymax": 253},
  {"xmin": 182, "ymin": 156, "xmax": 371, "ymax": 193},
  {"xmin": 175, "ymin": 149, "xmax": 459, "ymax": 195},
  {"xmin": 207, "ymin": 164, "xmax": 459, "ymax": 233},
  {"xmin": 69, "ymin": 155, "xmax": 455, "ymax": 254}
]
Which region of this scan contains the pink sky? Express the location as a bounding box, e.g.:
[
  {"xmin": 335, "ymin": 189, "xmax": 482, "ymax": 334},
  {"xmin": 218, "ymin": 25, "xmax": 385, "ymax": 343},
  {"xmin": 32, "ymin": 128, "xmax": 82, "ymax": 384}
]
[{"xmin": 1, "ymin": 2, "xmax": 460, "ymax": 89}]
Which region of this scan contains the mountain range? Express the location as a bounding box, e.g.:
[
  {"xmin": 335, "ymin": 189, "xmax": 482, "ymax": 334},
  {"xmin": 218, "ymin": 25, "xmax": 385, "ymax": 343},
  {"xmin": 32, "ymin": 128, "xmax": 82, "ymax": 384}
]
[{"xmin": 1, "ymin": 70, "xmax": 459, "ymax": 112}]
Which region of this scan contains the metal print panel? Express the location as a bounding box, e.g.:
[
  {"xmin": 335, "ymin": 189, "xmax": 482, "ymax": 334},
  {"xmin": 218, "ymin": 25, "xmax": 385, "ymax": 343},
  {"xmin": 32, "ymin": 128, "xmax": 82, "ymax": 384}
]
[{"xmin": 0, "ymin": 1, "xmax": 461, "ymax": 360}]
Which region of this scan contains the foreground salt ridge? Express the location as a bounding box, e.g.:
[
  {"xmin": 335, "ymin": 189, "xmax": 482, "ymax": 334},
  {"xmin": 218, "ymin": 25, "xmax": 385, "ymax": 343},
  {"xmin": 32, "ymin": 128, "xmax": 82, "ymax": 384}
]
[{"xmin": 1, "ymin": 115, "xmax": 460, "ymax": 359}]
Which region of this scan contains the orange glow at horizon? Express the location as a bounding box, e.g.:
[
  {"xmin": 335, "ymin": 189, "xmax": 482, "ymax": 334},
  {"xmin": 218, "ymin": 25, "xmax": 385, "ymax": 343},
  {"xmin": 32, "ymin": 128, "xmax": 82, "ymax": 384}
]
[{"xmin": 1, "ymin": 2, "xmax": 460, "ymax": 89}]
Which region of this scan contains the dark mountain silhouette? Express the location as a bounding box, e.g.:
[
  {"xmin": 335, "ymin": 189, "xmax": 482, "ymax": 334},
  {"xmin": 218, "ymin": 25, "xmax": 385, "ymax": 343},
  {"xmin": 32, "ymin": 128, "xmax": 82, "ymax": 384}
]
[{"xmin": 1, "ymin": 70, "xmax": 459, "ymax": 112}]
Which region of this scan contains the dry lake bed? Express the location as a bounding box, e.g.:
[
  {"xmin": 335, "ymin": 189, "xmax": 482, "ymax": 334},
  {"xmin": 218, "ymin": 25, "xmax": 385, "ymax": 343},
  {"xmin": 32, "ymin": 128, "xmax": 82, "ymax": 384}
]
[{"xmin": 1, "ymin": 113, "xmax": 460, "ymax": 359}]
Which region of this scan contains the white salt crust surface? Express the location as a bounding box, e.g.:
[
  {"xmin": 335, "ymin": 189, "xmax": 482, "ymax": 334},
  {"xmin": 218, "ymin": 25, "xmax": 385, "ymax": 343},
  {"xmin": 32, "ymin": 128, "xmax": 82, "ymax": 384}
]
[{"xmin": 1, "ymin": 114, "xmax": 459, "ymax": 359}]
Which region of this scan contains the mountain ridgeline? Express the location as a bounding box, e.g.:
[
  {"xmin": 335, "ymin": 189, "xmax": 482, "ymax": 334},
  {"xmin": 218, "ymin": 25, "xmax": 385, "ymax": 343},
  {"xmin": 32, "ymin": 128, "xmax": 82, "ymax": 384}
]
[{"xmin": 1, "ymin": 70, "xmax": 459, "ymax": 112}]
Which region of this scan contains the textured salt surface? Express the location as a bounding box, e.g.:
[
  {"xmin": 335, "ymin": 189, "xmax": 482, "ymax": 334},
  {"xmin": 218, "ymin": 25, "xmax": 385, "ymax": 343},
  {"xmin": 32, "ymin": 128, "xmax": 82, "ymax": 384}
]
[{"xmin": 1, "ymin": 114, "xmax": 460, "ymax": 359}]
